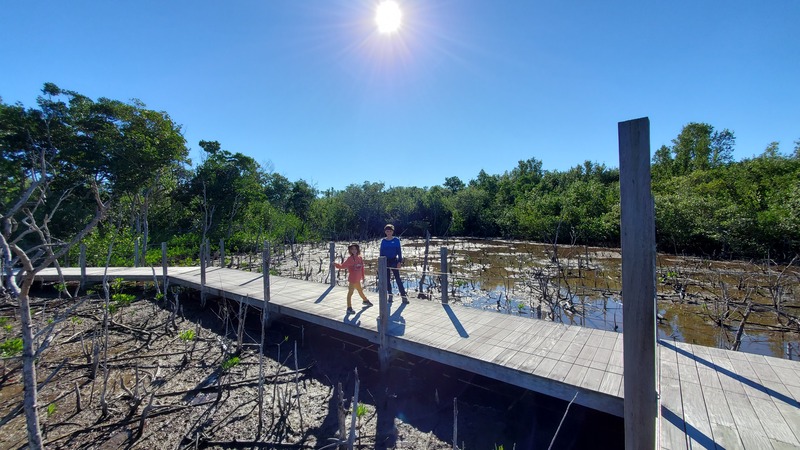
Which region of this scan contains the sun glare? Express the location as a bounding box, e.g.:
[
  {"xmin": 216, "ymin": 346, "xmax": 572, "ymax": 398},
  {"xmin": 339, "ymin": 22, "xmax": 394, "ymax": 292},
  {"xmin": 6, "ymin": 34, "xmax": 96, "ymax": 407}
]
[{"xmin": 375, "ymin": 1, "xmax": 402, "ymax": 34}]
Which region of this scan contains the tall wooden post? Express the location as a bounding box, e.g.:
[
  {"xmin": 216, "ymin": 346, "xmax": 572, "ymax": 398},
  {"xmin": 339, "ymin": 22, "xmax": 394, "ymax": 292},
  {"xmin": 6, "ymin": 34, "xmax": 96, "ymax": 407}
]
[
  {"xmin": 134, "ymin": 239, "xmax": 140, "ymax": 268},
  {"xmin": 377, "ymin": 256, "xmax": 389, "ymax": 371},
  {"xmin": 200, "ymin": 241, "xmax": 207, "ymax": 307},
  {"xmin": 440, "ymin": 247, "xmax": 449, "ymax": 304},
  {"xmin": 619, "ymin": 117, "xmax": 657, "ymax": 450},
  {"xmin": 161, "ymin": 242, "xmax": 169, "ymax": 293},
  {"xmin": 262, "ymin": 241, "xmax": 270, "ymax": 325},
  {"xmin": 219, "ymin": 239, "xmax": 225, "ymax": 268},
  {"xmin": 419, "ymin": 230, "xmax": 431, "ymax": 296},
  {"xmin": 79, "ymin": 243, "xmax": 87, "ymax": 291},
  {"xmin": 329, "ymin": 242, "xmax": 336, "ymax": 287}
]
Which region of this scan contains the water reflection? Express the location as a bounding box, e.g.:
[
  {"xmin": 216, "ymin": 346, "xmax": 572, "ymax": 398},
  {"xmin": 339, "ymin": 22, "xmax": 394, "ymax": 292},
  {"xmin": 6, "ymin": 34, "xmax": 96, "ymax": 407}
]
[{"xmin": 395, "ymin": 238, "xmax": 800, "ymax": 360}]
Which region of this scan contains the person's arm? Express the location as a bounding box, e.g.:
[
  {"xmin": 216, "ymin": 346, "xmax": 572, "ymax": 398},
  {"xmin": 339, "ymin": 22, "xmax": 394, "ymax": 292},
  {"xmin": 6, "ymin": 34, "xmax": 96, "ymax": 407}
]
[{"xmin": 397, "ymin": 238, "xmax": 403, "ymax": 266}]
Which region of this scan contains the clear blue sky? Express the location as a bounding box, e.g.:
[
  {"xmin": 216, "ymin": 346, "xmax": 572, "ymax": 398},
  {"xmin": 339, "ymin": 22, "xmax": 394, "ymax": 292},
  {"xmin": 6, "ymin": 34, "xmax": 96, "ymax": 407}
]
[{"xmin": 2, "ymin": 1, "xmax": 798, "ymax": 192}]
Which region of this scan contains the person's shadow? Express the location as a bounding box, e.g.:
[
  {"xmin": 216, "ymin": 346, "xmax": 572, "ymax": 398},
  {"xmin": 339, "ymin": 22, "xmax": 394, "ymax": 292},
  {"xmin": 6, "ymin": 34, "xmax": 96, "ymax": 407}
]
[
  {"xmin": 343, "ymin": 307, "xmax": 365, "ymax": 327},
  {"xmin": 387, "ymin": 302, "xmax": 406, "ymax": 336}
]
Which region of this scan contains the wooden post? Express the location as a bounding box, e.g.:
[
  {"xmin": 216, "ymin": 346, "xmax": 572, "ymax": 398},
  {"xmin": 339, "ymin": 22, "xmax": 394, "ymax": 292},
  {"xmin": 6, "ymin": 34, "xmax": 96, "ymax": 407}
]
[
  {"xmin": 378, "ymin": 256, "xmax": 389, "ymax": 371},
  {"xmin": 134, "ymin": 238, "xmax": 140, "ymax": 268},
  {"xmin": 200, "ymin": 241, "xmax": 207, "ymax": 307},
  {"xmin": 329, "ymin": 241, "xmax": 336, "ymax": 287},
  {"xmin": 79, "ymin": 243, "xmax": 87, "ymax": 291},
  {"xmin": 419, "ymin": 230, "xmax": 431, "ymax": 297},
  {"xmin": 161, "ymin": 242, "xmax": 168, "ymax": 293},
  {"xmin": 619, "ymin": 117, "xmax": 657, "ymax": 450},
  {"xmin": 440, "ymin": 247, "xmax": 449, "ymax": 304},
  {"xmin": 219, "ymin": 239, "xmax": 225, "ymax": 268},
  {"xmin": 262, "ymin": 241, "xmax": 270, "ymax": 325}
]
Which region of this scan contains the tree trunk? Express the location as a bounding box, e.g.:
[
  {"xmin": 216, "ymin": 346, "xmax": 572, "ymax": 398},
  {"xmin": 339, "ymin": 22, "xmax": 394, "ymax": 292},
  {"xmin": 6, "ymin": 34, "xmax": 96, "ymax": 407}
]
[{"xmin": 19, "ymin": 279, "xmax": 44, "ymax": 449}]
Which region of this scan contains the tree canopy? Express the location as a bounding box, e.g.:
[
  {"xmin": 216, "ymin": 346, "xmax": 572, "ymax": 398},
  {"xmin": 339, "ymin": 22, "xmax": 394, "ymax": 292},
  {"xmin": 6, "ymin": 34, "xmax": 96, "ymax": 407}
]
[{"xmin": 3, "ymin": 85, "xmax": 798, "ymax": 263}]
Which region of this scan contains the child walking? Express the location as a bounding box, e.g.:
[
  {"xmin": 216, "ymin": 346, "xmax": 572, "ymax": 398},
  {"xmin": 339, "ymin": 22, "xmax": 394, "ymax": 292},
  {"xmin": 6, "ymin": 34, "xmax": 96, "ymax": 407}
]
[{"xmin": 335, "ymin": 243, "xmax": 373, "ymax": 315}]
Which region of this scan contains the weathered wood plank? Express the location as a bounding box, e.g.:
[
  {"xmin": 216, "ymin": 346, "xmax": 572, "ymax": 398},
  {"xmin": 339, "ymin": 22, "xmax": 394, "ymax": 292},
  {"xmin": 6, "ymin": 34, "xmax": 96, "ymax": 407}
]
[{"xmin": 34, "ymin": 266, "xmax": 800, "ymax": 447}]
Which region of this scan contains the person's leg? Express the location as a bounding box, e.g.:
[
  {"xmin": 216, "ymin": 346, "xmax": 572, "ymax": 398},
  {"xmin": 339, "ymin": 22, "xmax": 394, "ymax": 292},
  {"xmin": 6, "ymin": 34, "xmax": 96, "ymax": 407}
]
[
  {"xmin": 346, "ymin": 283, "xmax": 355, "ymax": 309},
  {"xmin": 392, "ymin": 267, "xmax": 408, "ymax": 298},
  {"xmin": 355, "ymin": 283, "xmax": 369, "ymax": 301},
  {"xmin": 385, "ymin": 267, "xmax": 394, "ymax": 298}
]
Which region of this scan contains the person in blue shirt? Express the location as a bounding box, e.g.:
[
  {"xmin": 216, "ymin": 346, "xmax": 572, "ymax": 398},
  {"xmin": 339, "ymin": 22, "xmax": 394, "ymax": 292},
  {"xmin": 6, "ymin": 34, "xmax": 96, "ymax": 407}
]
[{"xmin": 379, "ymin": 224, "xmax": 408, "ymax": 303}]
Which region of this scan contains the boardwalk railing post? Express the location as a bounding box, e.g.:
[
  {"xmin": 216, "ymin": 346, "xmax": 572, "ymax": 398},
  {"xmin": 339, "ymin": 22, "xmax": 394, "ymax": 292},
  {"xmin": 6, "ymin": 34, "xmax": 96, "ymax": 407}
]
[
  {"xmin": 619, "ymin": 117, "xmax": 657, "ymax": 450},
  {"xmin": 161, "ymin": 242, "xmax": 168, "ymax": 293},
  {"xmin": 419, "ymin": 230, "xmax": 431, "ymax": 297},
  {"xmin": 80, "ymin": 243, "xmax": 87, "ymax": 292},
  {"xmin": 440, "ymin": 247, "xmax": 449, "ymax": 304},
  {"xmin": 262, "ymin": 241, "xmax": 270, "ymax": 325},
  {"xmin": 134, "ymin": 238, "xmax": 140, "ymax": 268},
  {"xmin": 378, "ymin": 256, "xmax": 389, "ymax": 371},
  {"xmin": 200, "ymin": 241, "xmax": 207, "ymax": 307},
  {"xmin": 329, "ymin": 241, "xmax": 336, "ymax": 287},
  {"xmin": 220, "ymin": 239, "xmax": 225, "ymax": 268}
]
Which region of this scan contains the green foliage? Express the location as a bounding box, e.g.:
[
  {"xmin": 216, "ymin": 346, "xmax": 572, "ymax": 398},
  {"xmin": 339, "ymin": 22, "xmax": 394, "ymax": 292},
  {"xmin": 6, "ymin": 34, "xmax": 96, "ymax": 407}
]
[
  {"xmin": 112, "ymin": 293, "xmax": 135, "ymax": 307},
  {"xmin": 0, "ymin": 317, "xmax": 11, "ymax": 332},
  {"xmin": 0, "ymin": 338, "xmax": 23, "ymax": 357},
  {"xmin": 221, "ymin": 356, "xmax": 240, "ymax": 371},
  {"xmin": 356, "ymin": 403, "xmax": 368, "ymax": 418},
  {"xmin": 8, "ymin": 84, "xmax": 795, "ymax": 262},
  {"xmin": 46, "ymin": 403, "xmax": 56, "ymax": 416},
  {"xmin": 179, "ymin": 329, "xmax": 196, "ymax": 341}
]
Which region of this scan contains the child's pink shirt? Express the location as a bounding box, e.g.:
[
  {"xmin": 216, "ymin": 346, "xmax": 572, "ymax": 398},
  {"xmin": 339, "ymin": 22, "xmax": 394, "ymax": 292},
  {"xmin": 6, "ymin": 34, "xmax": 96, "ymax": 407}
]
[{"xmin": 335, "ymin": 255, "xmax": 365, "ymax": 283}]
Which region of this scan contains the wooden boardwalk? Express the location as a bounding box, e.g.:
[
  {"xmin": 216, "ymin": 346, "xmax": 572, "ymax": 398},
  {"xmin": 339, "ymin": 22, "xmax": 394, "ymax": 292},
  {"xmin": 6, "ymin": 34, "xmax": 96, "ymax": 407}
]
[{"xmin": 36, "ymin": 267, "xmax": 800, "ymax": 449}]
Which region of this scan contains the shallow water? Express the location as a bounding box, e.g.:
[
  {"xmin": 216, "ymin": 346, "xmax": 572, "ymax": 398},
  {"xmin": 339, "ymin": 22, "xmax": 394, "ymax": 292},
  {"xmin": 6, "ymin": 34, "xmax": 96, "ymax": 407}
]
[{"xmin": 273, "ymin": 238, "xmax": 800, "ymax": 359}]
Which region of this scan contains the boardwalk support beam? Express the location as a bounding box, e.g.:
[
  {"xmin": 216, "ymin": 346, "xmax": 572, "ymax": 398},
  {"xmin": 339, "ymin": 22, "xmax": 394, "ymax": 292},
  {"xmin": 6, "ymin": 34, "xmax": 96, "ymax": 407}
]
[
  {"xmin": 263, "ymin": 241, "xmax": 271, "ymax": 325},
  {"xmin": 378, "ymin": 256, "xmax": 390, "ymax": 371},
  {"xmin": 79, "ymin": 243, "xmax": 87, "ymax": 292},
  {"xmin": 329, "ymin": 242, "xmax": 336, "ymax": 287},
  {"xmin": 440, "ymin": 247, "xmax": 449, "ymax": 304},
  {"xmin": 200, "ymin": 241, "xmax": 207, "ymax": 307},
  {"xmin": 161, "ymin": 242, "xmax": 169, "ymax": 293},
  {"xmin": 619, "ymin": 117, "xmax": 658, "ymax": 450}
]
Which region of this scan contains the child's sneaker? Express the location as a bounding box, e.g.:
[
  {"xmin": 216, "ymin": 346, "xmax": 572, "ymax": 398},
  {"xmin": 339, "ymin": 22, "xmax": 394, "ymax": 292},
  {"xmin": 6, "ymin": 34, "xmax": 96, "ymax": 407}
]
[
  {"xmin": 346, "ymin": 307, "xmax": 356, "ymax": 315},
  {"xmin": 362, "ymin": 300, "xmax": 373, "ymax": 307}
]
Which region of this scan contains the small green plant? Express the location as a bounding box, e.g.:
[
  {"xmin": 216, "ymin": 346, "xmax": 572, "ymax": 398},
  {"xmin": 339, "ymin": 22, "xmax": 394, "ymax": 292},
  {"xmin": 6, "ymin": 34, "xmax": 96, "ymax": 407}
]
[
  {"xmin": 0, "ymin": 317, "xmax": 11, "ymax": 332},
  {"xmin": 179, "ymin": 329, "xmax": 196, "ymax": 341},
  {"xmin": 356, "ymin": 403, "xmax": 368, "ymax": 418},
  {"xmin": 155, "ymin": 292, "xmax": 165, "ymax": 301},
  {"xmin": 1, "ymin": 338, "xmax": 23, "ymax": 357},
  {"xmin": 55, "ymin": 282, "xmax": 68, "ymax": 294},
  {"xmin": 46, "ymin": 403, "xmax": 56, "ymax": 416},
  {"xmin": 494, "ymin": 445, "xmax": 504, "ymax": 450},
  {"xmin": 517, "ymin": 301, "xmax": 525, "ymax": 311},
  {"xmin": 221, "ymin": 356, "xmax": 240, "ymax": 371},
  {"xmin": 111, "ymin": 277, "xmax": 125, "ymax": 293},
  {"xmin": 112, "ymin": 293, "xmax": 136, "ymax": 307},
  {"xmin": 70, "ymin": 316, "xmax": 83, "ymax": 325}
]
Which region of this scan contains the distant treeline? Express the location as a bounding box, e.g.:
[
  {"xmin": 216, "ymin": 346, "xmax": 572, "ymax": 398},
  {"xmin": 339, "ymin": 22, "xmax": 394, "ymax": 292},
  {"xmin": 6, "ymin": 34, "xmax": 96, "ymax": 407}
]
[{"xmin": 2, "ymin": 84, "xmax": 799, "ymax": 265}]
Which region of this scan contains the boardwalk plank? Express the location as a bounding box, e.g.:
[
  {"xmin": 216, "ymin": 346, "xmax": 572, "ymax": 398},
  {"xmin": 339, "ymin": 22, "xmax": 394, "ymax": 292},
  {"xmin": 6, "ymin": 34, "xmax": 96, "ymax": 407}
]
[{"xmin": 34, "ymin": 267, "xmax": 800, "ymax": 447}]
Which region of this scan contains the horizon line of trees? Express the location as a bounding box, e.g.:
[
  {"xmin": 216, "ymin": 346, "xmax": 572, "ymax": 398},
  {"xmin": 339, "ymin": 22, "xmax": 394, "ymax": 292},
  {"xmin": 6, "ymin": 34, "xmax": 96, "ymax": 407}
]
[{"xmin": 4, "ymin": 84, "xmax": 800, "ymax": 268}]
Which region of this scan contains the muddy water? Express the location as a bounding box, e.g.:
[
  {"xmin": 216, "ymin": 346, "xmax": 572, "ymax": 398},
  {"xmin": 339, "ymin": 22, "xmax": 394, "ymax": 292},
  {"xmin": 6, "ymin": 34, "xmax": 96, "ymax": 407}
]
[{"xmin": 273, "ymin": 238, "xmax": 800, "ymax": 359}]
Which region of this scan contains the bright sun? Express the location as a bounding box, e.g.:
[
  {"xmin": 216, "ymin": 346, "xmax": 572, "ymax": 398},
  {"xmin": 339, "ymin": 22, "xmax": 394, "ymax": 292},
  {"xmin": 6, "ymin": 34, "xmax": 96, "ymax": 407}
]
[{"xmin": 375, "ymin": 1, "xmax": 402, "ymax": 34}]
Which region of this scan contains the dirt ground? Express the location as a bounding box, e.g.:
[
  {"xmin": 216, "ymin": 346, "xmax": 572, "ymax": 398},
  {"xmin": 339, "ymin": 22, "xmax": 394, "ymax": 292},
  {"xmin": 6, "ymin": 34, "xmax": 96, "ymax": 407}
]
[{"xmin": 0, "ymin": 281, "xmax": 623, "ymax": 450}]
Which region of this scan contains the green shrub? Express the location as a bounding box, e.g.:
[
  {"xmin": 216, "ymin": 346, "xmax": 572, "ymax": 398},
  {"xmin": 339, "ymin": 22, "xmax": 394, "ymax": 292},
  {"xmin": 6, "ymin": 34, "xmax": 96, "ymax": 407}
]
[
  {"xmin": 221, "ymin": 356, "xmax": 240, "ymax": 371},
  {"xmin": 179, "ymin": 329, "xmax": 196, "ymax": 341},
  {"xmin": 0, "ymin": 338, "xmax": 23, "ymax": 357}
]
